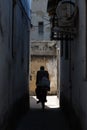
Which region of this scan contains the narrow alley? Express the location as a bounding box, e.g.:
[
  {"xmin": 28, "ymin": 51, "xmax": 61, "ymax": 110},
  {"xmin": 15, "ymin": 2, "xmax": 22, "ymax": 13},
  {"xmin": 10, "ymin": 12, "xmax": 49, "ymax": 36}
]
[
  {"xmin": 14, "ymin": 96, "xmax": 72, "ymax": 130},
  {"xmin": 0, "ymin": 0, "xmax": 87, "ymax": 130},
  {"xmin": 8, "ymin": 96, "xmax": 75, "ymax": 130}
]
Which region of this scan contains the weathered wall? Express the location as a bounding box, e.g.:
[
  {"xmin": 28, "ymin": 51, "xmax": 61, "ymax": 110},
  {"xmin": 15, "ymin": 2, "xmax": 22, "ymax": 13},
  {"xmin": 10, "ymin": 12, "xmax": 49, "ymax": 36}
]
[
  {"xmin": 71, "ymin": 0, "xmax": 87, "ymax": 129},
  {"xmin": 0, "ymin": 0, "xmax": 13, "ymax": 128},
  {"xmin": 60, "ymin": 0, "xmax": 87, "ymax": 130},
  {"xmin": 12, "ymin": 0, "xmax": 30, "ymax": 103},
  {"xmin": 0, "ymin": 0, "xmax": 30, "ymax": 129},
  {"xmin": 31, "ymin": 41, "xmax": 56, "ymax": 56},
  {"xmin": 30, "ymin": 56, "xmax": 57, "ymax": 95},
  {"xmin": 30, "ymin": 41, "xmax": 58, "ymax": 95}
]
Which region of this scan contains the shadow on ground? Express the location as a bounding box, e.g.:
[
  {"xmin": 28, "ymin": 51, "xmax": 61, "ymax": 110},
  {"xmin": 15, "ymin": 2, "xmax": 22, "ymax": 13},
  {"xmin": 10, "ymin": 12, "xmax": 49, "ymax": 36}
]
[{"xmin": 15, "ymin": 108, "xmax": 71, "ymax": 130}]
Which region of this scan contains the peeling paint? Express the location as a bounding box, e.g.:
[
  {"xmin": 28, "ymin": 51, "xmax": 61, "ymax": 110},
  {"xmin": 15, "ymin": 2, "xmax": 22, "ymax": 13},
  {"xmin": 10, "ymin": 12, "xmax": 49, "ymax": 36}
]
[{"xmin": 46, "ymin": 58, "xmax": 57, "ymax": 90}]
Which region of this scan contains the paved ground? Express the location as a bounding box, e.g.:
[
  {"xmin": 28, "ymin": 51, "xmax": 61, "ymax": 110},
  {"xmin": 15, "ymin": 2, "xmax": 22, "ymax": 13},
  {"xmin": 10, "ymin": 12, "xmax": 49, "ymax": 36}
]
[{"xmin": 14, "ymin": 96, "xmax": 72, "ymax": 130}]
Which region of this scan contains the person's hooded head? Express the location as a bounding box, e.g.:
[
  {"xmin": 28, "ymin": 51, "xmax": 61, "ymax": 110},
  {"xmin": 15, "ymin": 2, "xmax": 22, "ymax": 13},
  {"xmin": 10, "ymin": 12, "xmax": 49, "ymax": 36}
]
[{"xmin": 40, "ymin": 66, "xmax": 44, "ymax": 71}]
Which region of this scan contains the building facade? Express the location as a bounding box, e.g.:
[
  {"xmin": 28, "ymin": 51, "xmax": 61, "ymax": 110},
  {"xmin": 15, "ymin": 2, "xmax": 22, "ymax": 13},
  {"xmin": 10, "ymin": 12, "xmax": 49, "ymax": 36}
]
[
  {"xmin": 30, "ymin": 0, "xmax": 51, "ymax": 41},
  {"xmin": 0, "ymin": 0, "xmax": 30, "ymax": 129}
]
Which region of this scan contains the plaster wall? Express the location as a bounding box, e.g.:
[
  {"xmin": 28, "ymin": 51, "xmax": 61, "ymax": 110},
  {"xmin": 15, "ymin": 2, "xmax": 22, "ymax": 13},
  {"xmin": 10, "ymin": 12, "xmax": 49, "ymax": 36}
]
[
  {"xmin": 60, "ymin": 0, "xmax": 87, "ymax": 129},
  {"xmin": 30, "ymin": 41, "xmax": 58, "ymax": 95},
  {"xmin": 30, "ymin": 56, "xmax": 57, "ymax": 95},
  {"xmin": 0, "ymin": 0, "xmax": 13, "ymax": 126},
  {"xmin": 0, "ymin": 0, "xmax": 30, "ymax": 129},
  {"xmin": 71, "ymin": 0, "xmax": 87, "ymax": 129}
]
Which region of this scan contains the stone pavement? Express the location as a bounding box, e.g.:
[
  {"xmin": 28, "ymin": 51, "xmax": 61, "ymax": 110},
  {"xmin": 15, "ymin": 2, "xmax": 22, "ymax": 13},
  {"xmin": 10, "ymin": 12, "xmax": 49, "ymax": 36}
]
[{"xmin": 14, "ymin": 96, "xmax": 72, "ymax": 130}]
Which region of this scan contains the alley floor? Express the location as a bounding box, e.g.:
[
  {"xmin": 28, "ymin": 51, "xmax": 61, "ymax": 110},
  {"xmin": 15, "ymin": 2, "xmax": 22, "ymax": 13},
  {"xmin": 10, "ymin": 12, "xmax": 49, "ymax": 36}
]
[{"xmin": 14, "ymin": 96, "xmax": 72, "ymax": 130}]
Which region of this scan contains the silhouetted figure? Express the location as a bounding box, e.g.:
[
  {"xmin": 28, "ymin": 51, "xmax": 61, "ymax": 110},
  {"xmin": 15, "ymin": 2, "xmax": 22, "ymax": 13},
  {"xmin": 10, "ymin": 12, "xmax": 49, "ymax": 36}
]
[{"xmin": 35, "ymin": 66, "xmax": 50, "ymax": 103}]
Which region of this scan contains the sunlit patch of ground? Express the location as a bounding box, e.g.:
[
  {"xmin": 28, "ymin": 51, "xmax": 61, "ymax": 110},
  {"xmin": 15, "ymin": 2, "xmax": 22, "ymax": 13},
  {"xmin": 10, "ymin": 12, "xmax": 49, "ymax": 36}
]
[{"xmin": 30, "ymin": 96, "xmax": 59, "ymax": 109}]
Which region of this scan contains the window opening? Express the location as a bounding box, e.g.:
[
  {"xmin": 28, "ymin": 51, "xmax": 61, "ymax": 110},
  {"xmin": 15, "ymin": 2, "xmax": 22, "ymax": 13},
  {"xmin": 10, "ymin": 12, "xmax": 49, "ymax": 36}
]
[{"xmin": 38, "ymin": 22, "xmax": 44, "ymax": 34}]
